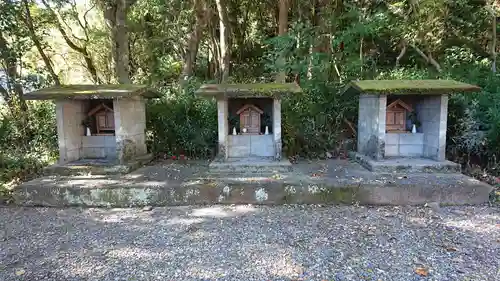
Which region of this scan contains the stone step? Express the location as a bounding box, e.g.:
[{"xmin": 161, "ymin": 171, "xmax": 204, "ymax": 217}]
[
  {"xmin": 43, "ymin": 154, "xmax": 153, "ymax": 176},
  {"xmin": 350, "ymin": 152, "xmax": 461, "ymax": 173}
]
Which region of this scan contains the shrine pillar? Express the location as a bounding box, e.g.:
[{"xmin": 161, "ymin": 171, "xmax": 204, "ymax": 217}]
[
  {"xmin": 113, "ymin": 97, "xmax": 147, "ymax": 163},
  {"xmin": 55, "ymin": 100, "xmax": 85, "ymax": 163},
  {"xmin": 357, "ymin": 94, "xmax": 386, "ymax": 160},
  {"xmin": 273, "ymin": 98, "xmax": 282, "ymax": 160},
  {"xmin": 217, "ymin": 98, "xmax": 229, "ymax": 159}
]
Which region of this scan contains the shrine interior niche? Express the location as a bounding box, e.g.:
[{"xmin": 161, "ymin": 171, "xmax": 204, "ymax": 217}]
[
  {"xmin": 228, "ymin": 98, "xmax": 273, "ymax": 135},
  {"xmin": 386, "ymin": 98, "xmax": 413, "ymax": 133},
  {"xmin": 84, "ymin": 100, "xmax": 115, "ymax": 136},
  {"xmin": 237, "ymin": 104, "xmax": 263, "ymax": 134}
]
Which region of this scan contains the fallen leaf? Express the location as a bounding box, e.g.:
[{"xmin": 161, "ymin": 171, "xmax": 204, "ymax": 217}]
[
  {"xmin": 15, "ymin": 269, "xmax": 25, "ymax": 276},
  {"xmin": 415, "ymin": 267, "xmax": 429, "ymax": 277}
]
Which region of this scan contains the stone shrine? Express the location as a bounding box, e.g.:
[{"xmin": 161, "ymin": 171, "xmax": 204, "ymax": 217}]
[
  {"xmin": 24, "ymin": 85, "xmax": 159, "ymax": 174},
  {"xmin": 345, "ymin": 79, "xmax": 482, "ymax": 172},
  {"xmin": 196, "ymin": 83, "xmax": 301, "ymax": 171}
]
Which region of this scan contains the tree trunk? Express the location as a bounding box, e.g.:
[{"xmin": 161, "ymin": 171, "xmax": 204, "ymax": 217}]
[
  {"xmin": 411, "ymin": 44, "xmax": 442, "ymax": 72},
  {"xmin": 276, "ymin": 0, "xmax": 288, "ymax": 83},
  {"xmin": 103, "ymin": 0, "xmax": 134, "ymax": 84},
  {"xmin": 23, "ymin": 0, "xmax": 61, "ymax": 85},
  {"xmin": 395, "ymin": 41, "xmax": 407, "ymax": 68},
  {"xmin": 0, "ymin": 33, "xmax": 27, "ymax": 112},
  {"xmin": 209, "ymin": 19, "xmax": 220, "ymax": 79},
  {"xmin": 215, "ymin": 0, "xmax": 230, "ymax": 82},
  {"xmin": 181, "ymin": 0, "xmax": 208, "ymax": 84},
  {"xmin": 490, "ymin": 5, "xmax": 497, "ymax": 73},
  {"xmin": 359, "ymin": 37, "xmax": 364, "ymax": 75}
]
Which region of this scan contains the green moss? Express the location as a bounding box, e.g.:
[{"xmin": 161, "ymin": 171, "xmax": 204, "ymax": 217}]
[
  {"xmin": 24, "ymin": 84, "xmax": 160, "ymax": 100},
  {"xmin": 315, "ymin": 187, "xmax": 358, "ymax": 204},
  {"xmin": 95, "ymin": 188, "xmax": 132, "ymax": 206},
  {"xmin": 282, "ymin": 193, "xmax": 294, "ymax": 203},
  {"xmin": 345, "ymin": 79, "xmax": 481, "ymax": 96},
  {"xmin": 196, "ymin": 83, "xmax": 302, "ymax": 98}
]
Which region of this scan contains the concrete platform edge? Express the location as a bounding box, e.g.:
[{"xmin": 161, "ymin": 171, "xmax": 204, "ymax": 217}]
[{"xmin": 12, "ymin": 176, "xmax": 492, "ymax": 207}]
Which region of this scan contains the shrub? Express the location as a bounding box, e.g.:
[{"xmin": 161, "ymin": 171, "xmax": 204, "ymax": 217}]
[{"xmin": 0, "ymin": 100, "xmax": 57, "ymax": 196}]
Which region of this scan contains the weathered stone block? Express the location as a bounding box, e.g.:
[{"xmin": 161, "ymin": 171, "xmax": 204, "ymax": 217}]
[
  {"xmin": 357, "ymin": 94, "xmax": 386, "ymax": 160},
  {"xmin": 385, "ymin": 133, "xmax": 399, "ymax": 145},
  {"xmin": 250, "ymin": 135, "xmax": 274, "ymax": 157},
  {"xmin": 399, "ymin": 133, "xmax": 424, "ymax": 145},
  {"xmin": 385, "ymin": 145, "xmax": 398, "ymax": 157},
  {"xmin": 228, "ymin": 146, "xmax": 250, "ymax": 158},
  {"xmin": 399, "ymin": 144, "xmax": 424, "ymax": 157},
  {"xmin": 229, "ymin": 135, "xmax": 250, "ymax": 147}
]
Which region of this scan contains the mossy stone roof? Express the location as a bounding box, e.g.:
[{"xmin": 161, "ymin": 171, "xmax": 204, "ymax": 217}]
[
  {"xmin": 196, "ymin": 83, "xmax": 302, "ymax": 98},
  {"xmin": 344, "ymin": 79, "xmax": 481, "ymax": 95},
  {"xmin": 24, "ymin": 84, "xmax": 160, "ymax": 100}
]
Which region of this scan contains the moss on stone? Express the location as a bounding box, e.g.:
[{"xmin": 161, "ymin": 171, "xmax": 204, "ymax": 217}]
[
  {"xmin": 97, "ymin": 188, "xmax": 131, "ymax": 206},
  {"xmin": 24, "ymin": 84, "xmax": 160, "ymax": 100},
  {"xmin": 281, "ymin": 193, "xmax": 294, "ymax": 203},
  {"xmin": 344, "ymin": 79, "xmax": 481, "ymax": 96},
  {"xmin": 315, "ymin": 187, "xmax": 358, "ymax": 204},
  {"xmin": 196, "ymin": 83, "xmax": 302, "ymax": 98}
]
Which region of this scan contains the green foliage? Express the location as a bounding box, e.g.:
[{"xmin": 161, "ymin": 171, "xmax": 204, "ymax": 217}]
[
  {"xmin": 282, "ymin": 80, "xmax": 358, "ymax": 157},
  {"xmin": 0, "ymin": 100, "xmax": 57, "ymax": 195},
  {"xmin": 146, "ymin": 83, "xmax": 218, "ymax": 158}
]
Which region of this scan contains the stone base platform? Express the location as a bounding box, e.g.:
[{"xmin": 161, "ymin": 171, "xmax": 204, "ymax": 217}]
[
  {"xmin": 11, "ymin": 159, "xmax": 492, "ymax": 207},
  {"xmin": 349, "ymin": 152, "xmax": 461, "ymax": 173},
  {"xmin": 209, "ymin": 157, "xmax": 293, "ymax": 173},
  {"xmin": 43, "ymin": 154, "xmax": 153, "ymax": 176}
]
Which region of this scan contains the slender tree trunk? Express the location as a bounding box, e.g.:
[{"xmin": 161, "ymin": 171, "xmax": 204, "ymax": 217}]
[
  {"xmin": 276, "ymin": 0, "xmax": 288, "ymax": 82},
  {"xmin": 23, "ymin": 0, "xmax": 60, "ymax": 85},
  {"xmin": 359, "ymin": 37, "xmax": 364, "ymax": 75},
  {"xmin": 115, "ymin": 0, "xmax": 130, "ymax": 83},
  {"xmin": 102, "ymin": 0, "xmax": 135, "ymax": 84},
  {"xmin": 41, "ymin": 0, "xmax": 100, "ymax": 84},
  {"xmin": 0, "ymin": 33, "xmax": 27, "ymax": 112},
  {"xmin": 307, "ymin": 0, "xmax": 316, "ymax": 80},
  {"xmin": 215, "ymin": 0, "xmax": 230, "ymax": 82},
  {"xmin": 207, "ymin": 14, "xmax": 220, "ymax": 79},
  {"xmin": 82, "ymin": 49, "xmax": 100, "ymax": 84},
  {"xmin": 395, "ymin": 41, "xmax": 407, "ymax": 68},
  {"xmin": 181, "ymin": 0, "xmax": 208, "ymax": 84},
  {"xmin": 490, "ymin": 5, "xmax": 497, "ymax": 73},
  {"xmin": 411, "ymin": 44, "xmax": 442, "ymax": 72}
]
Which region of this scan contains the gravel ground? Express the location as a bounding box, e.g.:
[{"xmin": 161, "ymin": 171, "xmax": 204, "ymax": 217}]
[{"xmin": 0, "ymin": 205, "xmax": 498, "ymax": 281}]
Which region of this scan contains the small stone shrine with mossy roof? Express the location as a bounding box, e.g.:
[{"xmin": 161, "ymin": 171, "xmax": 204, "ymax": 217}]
[
  {"xmin": 24, "ymin": 85, "xmax": 160, "ymax": 167},
  {"xmin": 345, "ymin": 79, "xmax": 481, "ymax": 172},
  {"xmin": 196, "ymin": 83, "xmax": 301, "ymax": 171}
]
